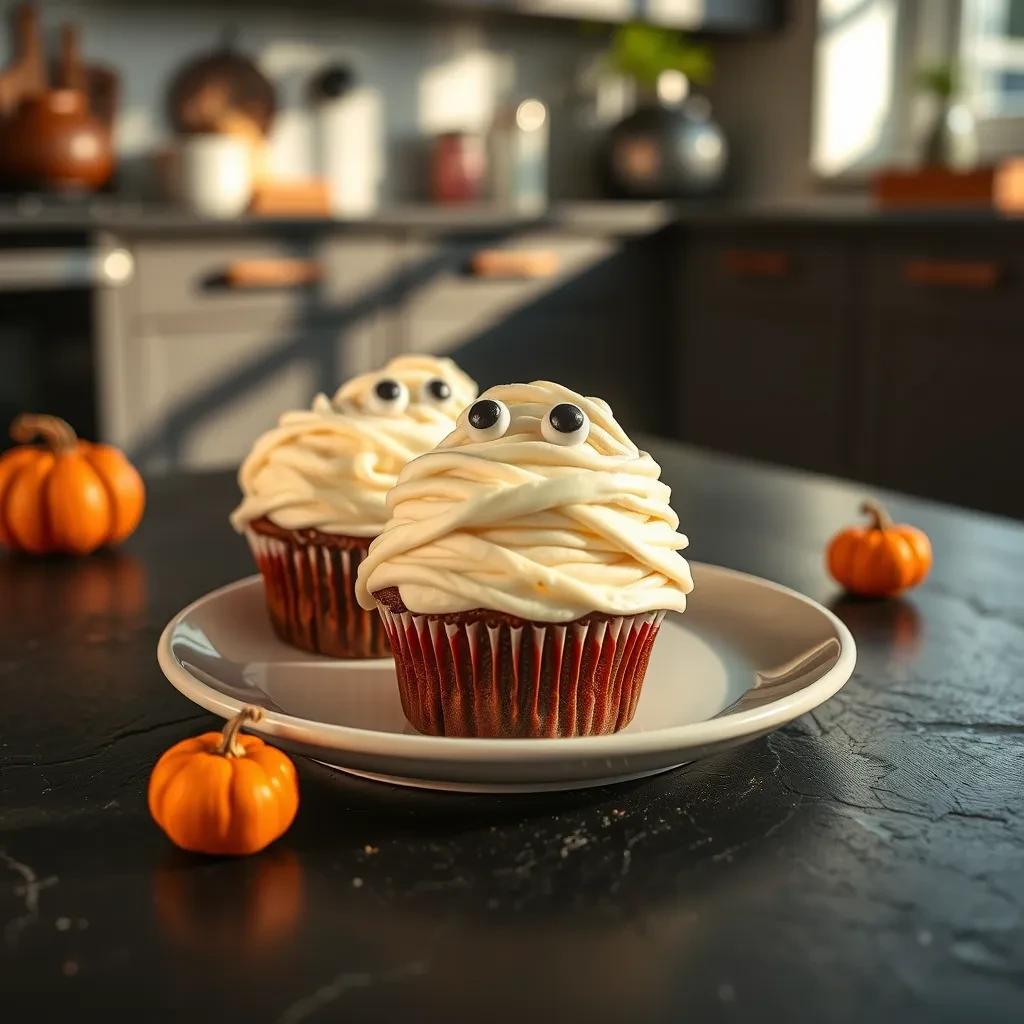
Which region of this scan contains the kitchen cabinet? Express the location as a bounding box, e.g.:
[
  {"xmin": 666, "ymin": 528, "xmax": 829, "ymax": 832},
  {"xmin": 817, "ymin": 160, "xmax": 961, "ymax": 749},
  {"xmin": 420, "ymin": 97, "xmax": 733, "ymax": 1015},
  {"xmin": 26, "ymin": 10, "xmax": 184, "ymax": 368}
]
[
  {"xmin": 66, "ymin": 209, "xmax": 1024, "ymax": 515},
  {"xmin": 675, "ymin": 224, "xmax": 1024, "ymax": 519},
  {"xmin": 397, "ymin": 232, "xmax": 671, "ymax": 434},
  {"xmin": 97, "ymin": 232, "xmax": 402, "ymax": 471},
  {"xmin": 94, "ymin": 224, "xmax": 671, "ymax": 469},
  {"xmin": 397, "ymin": 232, "xmax": 619, "ymax": 354},
  {"xmin": 130, "ymin": 325, "xmax": 348, "ymax": 472},
  {"xmin": 677, "ymin": 230, "xmax": 855, "ymax": 476},
  {"xmin": 862, "ymin": 237, "xmax": 1024, "ymax": 518}
]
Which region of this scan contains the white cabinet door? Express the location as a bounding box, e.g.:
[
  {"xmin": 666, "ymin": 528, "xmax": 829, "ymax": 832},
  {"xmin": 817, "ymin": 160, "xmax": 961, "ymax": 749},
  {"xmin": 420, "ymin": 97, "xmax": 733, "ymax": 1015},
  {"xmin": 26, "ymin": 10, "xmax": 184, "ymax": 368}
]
[
  {"xmin": 135, "ymin": 327, "xmax": 323, "ymax": 471},
  {"xmin": 97, "ymin": 233, "xmax": 404, "ymax": 472},
  {"xmin": 398, "ymin": 233, "xmax": 618, "ymax": 356}
]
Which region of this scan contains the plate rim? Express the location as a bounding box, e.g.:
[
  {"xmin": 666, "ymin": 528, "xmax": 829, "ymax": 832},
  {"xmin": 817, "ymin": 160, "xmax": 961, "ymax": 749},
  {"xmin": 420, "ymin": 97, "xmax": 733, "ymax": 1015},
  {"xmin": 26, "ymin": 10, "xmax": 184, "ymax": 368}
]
[{"xmin": 157, "ymin": 564, "xmax": 856, "ymax": 764}]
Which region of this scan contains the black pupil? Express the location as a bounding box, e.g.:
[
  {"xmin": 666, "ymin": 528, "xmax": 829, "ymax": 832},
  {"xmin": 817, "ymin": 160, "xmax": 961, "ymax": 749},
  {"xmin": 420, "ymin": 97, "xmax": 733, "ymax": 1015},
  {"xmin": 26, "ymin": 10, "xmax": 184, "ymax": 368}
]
[
  {"xmin": 549, "ymin": 403, "xmax": 585, "ymax": 434},
  {"xmin": 468, "ymin": 400, "xmax": 501, "ymax": 430},
  {"xmin": 375, "ymin": 379, "xmax": 401, "ymax": 402},
  {"xmin": 427, "ymin": 378, "xmax": 451, "ymax": 401}
]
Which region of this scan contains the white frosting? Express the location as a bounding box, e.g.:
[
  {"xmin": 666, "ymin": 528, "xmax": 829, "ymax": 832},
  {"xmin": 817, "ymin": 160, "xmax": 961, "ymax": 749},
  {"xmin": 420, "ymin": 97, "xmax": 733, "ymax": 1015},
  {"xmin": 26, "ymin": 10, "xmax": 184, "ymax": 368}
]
[
  {"xmin": 330, "ymin": 354, "xmax": 477, "ymax": 416},
  {"xmin": 355, "ymin": 381, "xmax": 694, "ymax": 621},
  {"xmin": 230, "ymin": 355, "xmax": 478, "ymax": 536}
]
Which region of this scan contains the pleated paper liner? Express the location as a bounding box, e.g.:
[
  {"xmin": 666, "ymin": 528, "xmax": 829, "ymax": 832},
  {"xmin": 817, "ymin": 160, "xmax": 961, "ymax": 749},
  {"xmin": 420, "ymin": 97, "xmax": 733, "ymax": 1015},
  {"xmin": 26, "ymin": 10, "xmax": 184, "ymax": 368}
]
[
  {"xmin": 377, "ymin": 598, "xmax": 666, "ymax": 738},
  {"xmin": 246, "ymin": 521, "xmax": 390, "ymax": 659}
]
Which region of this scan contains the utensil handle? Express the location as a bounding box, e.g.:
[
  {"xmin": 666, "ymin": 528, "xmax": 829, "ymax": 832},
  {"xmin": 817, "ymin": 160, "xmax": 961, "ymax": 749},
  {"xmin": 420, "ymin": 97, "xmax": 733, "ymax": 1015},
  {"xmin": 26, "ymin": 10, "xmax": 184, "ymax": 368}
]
[
  {"xmin": 16, "ymin": 3, "xmax": 47, "ymax": 94},
  {"xmin": 0, "ymin": 246, "xmax": 133, "ymax": 290},
  {"xmin": 469, "ymin": 249, "xmax": 560, "ymax": 279},
  {"xmin": 721, "ymin": 249, "xmax": 791, "ymax": 278},
  {"xmin": 903, "ymin": 259, "xmax": 1002, "ymax": 289},
  {"xmin": 223, "ymin": 258, "xmax": 323, "ymax": 289},
  {"xmin": 56, "ymin": 24, "xmax": 86, "ymax": 92}
]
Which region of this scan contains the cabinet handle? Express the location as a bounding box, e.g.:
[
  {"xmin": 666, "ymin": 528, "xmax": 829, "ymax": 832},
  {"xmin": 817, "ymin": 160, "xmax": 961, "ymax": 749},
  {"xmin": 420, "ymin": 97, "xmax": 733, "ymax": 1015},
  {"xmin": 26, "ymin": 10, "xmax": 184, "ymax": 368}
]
[
  {"xmin": 223, "ymin": 259, "xmax": 322, "ymax": 289},
  {"xmin": 469, "ymin": 249, "xmax": 560, "ymax": 279},
  {"xmin": 721, "ymin": 249, "xmax": 791, "ymax": 278},
  {"xmin": 903, "ymin": 259, "xmax": 1002, "ymax": 289}
]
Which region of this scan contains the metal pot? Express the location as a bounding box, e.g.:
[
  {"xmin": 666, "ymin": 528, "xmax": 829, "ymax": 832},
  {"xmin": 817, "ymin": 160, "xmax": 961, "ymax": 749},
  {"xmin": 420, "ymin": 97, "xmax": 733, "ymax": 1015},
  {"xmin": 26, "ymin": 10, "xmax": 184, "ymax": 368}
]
[{"xmin": 606, "ymin": 93, "xmax": 727, "ymax": 199}]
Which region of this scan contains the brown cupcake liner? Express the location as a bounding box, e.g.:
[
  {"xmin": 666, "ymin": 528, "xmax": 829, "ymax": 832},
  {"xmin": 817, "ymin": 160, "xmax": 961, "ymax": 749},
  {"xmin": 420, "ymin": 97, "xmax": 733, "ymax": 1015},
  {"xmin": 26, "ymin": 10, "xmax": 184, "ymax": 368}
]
[
  {"xmin": 377, "ymin": 603, "xmax": 666, "ymax": 738},
  {"xmin": 246, "ymin": 528, "xmax": 390, "ymax": 659}
]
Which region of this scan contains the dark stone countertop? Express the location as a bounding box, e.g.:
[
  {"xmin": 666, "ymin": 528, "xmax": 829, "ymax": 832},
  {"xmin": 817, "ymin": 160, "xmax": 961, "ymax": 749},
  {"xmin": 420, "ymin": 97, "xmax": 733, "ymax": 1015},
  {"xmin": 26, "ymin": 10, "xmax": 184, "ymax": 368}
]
[
  {"xmin": 1, "ymin": 440, "xmax": 1022, "ymax": 1021},
  {"xmin": 0, "ymin": 197, "xmax": 1022, "ymax": 241}
]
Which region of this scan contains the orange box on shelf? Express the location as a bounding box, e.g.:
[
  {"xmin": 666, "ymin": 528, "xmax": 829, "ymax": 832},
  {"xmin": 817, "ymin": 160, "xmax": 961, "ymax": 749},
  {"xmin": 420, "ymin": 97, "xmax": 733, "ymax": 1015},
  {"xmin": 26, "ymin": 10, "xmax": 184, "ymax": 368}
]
[
  {"xmin": 249, "ymin": 179, "xmax": 331, "ymax": 217},
  {"xmin": 872, "ymin": 160, "xmax": 1024, "ymax": 213}
]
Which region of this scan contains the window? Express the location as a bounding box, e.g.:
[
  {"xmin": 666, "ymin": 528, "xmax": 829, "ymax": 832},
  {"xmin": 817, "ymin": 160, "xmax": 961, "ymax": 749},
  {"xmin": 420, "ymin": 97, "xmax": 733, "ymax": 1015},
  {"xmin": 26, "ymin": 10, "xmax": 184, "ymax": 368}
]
[
  {"xmin": 959, "ymin": 0, "xmax": 1024, "ymax": 155},
  {"xmin": 961, "ymin": 0, "xmax": 1024, "ymax": 116},
  {"xmin": 812, "ymin": 0, "xmax": 1024, "ymax": 179}
]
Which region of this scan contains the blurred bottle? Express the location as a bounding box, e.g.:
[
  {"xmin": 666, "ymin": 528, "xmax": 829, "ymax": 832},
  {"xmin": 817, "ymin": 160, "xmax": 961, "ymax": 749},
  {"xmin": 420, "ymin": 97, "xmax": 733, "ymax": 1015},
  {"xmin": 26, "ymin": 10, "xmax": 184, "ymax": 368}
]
[
  {"xmin": 489, "ymin": 97, "xmax": 549, "ymax": 213},
  {"xmin": 430, "ymin": 131, "xmax": 486, "ymax": 204},
  {"xmin": 309, "ymin": 65, "xmax": 382, "ymax": 218}
]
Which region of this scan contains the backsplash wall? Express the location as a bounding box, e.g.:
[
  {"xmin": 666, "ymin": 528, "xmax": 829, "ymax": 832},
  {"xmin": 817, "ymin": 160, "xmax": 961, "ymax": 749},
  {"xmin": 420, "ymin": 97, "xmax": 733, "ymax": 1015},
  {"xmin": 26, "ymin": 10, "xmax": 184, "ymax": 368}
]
[
  {"xmin": 8, "ymin": 2, "xmax": 818, "ymax": 203},
  {"xmin": 25, "ymin": 2, "xmax": 605, "ymax": 201}
]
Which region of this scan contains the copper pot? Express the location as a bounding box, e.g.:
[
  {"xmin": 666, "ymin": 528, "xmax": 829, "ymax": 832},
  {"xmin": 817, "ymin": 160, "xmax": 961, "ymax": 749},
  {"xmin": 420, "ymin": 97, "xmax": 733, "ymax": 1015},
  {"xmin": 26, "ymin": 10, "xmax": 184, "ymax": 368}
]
[{"xmin": 0, "ymin": 88, "xmax": 113, "ymax": 191}]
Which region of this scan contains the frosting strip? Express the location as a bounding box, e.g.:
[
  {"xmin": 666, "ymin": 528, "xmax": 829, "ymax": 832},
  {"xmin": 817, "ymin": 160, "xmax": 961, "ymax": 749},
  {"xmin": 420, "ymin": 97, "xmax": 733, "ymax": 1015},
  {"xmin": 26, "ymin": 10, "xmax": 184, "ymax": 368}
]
[
  {"xmin": 355, "ymin": 381, "xmax": 693, "ymax": 621},
  {"xmin": 231, "ymin": 355, "xmax": 478, "ymax": 537}
]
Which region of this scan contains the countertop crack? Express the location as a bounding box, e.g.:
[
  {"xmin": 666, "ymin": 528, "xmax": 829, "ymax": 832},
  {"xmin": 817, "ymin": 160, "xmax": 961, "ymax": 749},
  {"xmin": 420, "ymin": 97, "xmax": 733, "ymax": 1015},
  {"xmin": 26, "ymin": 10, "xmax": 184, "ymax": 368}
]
[
  {"xmin": 276, "ymin": 960, "xmax": 428, "ymax": 1024},
  {"xmin": 1, "ymin": 849, "xmax": 57, "ymax": 947},
  {"xmin": 913, "ymin": 721, "xmax": 1024, "ymax": 736},
  {"xmin": 5, "ymin": 712, "xmax": 210, "ymax": 771}
]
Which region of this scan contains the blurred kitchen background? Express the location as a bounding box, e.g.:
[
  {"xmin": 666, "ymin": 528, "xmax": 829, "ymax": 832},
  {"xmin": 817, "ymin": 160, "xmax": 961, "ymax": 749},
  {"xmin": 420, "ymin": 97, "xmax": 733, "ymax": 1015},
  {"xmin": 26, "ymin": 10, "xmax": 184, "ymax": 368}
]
[{"xmin": 1, "ymin": 0, "xmax": 1023, "ymax": 516}]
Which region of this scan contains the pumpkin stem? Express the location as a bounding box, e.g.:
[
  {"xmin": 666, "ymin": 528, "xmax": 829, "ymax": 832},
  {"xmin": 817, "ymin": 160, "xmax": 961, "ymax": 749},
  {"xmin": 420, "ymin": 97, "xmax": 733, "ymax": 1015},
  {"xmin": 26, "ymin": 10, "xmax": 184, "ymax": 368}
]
[
  {"xmin": 860, "ymin": 499, "xmax": 893, "ymax": 532},
  {"xmin": 10, "ymin": 413, "xmax": 78, "ymax": 453},
  {"xmin": 217, "ymin": 705, "xmax": 264, "ymax": 758}
]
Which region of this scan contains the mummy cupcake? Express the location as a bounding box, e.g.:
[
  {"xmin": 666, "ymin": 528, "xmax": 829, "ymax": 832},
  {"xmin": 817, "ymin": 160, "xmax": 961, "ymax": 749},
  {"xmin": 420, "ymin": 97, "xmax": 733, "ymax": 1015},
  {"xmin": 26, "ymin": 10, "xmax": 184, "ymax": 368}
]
[
  {"xmin": 355, "ymin": 381, "xmax": 693, "ymax": 736},
  {"xmin": 231, "ymin": 355, "xmax": 477, "ymax": 658}
]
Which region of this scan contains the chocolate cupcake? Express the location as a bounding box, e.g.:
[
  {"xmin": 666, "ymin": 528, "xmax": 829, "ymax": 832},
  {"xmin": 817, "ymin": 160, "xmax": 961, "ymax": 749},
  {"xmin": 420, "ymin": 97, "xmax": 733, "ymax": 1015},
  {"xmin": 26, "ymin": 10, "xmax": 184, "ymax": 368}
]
[
  {"xmin": 231, "ymin": 355, "xmax": 477, "ymax": 658},
  {"xmin": 355, "ymin": 381, "xmax": 693, "ymax": 734}
]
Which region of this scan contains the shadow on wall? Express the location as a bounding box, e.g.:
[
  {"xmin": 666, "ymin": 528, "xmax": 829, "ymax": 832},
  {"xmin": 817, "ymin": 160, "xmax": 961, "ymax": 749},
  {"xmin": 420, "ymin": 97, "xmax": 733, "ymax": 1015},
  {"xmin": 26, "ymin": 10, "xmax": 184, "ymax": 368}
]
[{"xmin": 128, "ymin": 230, "xmax": 673, "ymax": 472}]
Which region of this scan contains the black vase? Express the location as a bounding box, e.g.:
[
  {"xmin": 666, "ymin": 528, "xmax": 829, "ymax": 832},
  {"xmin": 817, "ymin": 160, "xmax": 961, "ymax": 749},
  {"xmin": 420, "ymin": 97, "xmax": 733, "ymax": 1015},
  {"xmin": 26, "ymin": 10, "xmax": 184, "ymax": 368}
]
[{"xmin": 606, "ymin": 97, "xmax": 728, "ymax": 199}]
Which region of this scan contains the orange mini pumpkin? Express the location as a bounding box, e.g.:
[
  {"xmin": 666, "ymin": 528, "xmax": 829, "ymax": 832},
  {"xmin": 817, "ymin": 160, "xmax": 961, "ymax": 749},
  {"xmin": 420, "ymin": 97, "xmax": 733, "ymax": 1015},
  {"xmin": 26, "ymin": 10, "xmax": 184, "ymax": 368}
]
[
  {"xmin": 827, "ymin": 500, "xmax": 932, "ymax": 598},
  {"xmin": 149, "ymin": 706, "xmax": 299, "ymax": 856},
  {"xmin": 0, "ymin": 413, "xmax": 145, "ymax": 555}
]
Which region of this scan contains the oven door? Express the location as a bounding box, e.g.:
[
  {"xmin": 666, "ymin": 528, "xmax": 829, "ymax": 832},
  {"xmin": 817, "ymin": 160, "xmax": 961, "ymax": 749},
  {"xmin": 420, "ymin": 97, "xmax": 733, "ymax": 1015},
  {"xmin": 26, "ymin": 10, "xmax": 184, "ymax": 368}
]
[
  {"xmin": 0, "ymin": 242, "xmax": 134, "ymax": 448},
  {"xmin": 0, "ymin": 288, "xmax": 97, "ymax": 441}
]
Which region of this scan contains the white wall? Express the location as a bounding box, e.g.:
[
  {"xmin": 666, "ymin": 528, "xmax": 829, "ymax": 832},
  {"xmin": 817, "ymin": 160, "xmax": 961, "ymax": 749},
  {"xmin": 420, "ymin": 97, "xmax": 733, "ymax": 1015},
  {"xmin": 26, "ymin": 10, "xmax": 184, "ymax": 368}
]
[
  {"xmin": 5, "ymin": 2, "xmax": 848, "ymax": 203},
  {"xmin": 16, "ymin": 2, "xmax": 602, "ymax": 200}
]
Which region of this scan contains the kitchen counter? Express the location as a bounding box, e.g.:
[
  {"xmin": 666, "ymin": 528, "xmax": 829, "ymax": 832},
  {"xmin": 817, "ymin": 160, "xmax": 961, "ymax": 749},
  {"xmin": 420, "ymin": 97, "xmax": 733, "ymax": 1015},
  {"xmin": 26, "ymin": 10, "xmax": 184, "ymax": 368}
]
[
  {"xmin": 1, "ymin": 196, "xmax": 1022, "ymax": 240},
  {"xmin": 2, "ymin": 440, "xmax": 1022, "ymax": 1021}
]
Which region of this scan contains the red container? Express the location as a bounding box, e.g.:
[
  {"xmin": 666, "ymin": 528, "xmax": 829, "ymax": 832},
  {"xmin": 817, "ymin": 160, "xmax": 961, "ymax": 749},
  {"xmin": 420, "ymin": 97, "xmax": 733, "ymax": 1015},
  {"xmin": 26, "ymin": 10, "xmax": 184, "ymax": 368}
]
[{"xmin": 430, "ymin": 131, "xmax": 485, "ymax": 204}]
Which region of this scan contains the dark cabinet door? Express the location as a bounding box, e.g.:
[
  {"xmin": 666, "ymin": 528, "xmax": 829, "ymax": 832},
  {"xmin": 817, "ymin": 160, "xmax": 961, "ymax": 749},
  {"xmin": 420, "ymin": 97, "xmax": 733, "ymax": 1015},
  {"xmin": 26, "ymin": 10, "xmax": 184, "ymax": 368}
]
[
  {"xmin": 863, "ymin": 239, "xmax": 1024, "ymax": 518},
  {"xmin": 678, "ymin": 231, "xmax": 855, "ymax": 476}
]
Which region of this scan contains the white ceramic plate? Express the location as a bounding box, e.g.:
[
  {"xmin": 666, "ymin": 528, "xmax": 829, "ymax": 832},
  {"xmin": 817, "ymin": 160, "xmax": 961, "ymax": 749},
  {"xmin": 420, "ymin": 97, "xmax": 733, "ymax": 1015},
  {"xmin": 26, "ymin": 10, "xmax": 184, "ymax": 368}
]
[{"xmin": 157, "ymin": 564, "xmax": 855, "ymax": 793}]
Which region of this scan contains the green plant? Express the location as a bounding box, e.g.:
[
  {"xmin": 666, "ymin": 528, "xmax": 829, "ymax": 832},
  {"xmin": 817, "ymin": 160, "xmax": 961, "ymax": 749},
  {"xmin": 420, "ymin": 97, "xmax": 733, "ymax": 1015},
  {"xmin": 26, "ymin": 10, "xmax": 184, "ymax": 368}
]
[
  {"xmin": 608, "ymin": 22, "xmax": 714, "ymax": 88},
  {"xmin": 915, "ymin": 63, "xmax": 958, "ymax": 99}
]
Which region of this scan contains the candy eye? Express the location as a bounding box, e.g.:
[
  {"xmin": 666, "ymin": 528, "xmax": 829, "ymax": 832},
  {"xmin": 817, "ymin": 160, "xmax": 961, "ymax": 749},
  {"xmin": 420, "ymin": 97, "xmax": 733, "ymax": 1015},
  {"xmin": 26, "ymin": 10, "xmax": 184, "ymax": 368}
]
[
  {"xmin": 466, "ymin": 399, "xmax": 510, "ymax": 441},
  {"xmin": 366, "ymin": 378, "xmax": 409, "ymax": 415},
  {"xmin": 420, "ymin": 377, "xmax": 452, "ymax": 405},
  {"xmin": 542, "ymin": 403, "xmax": 590, "ymax": 446}
]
